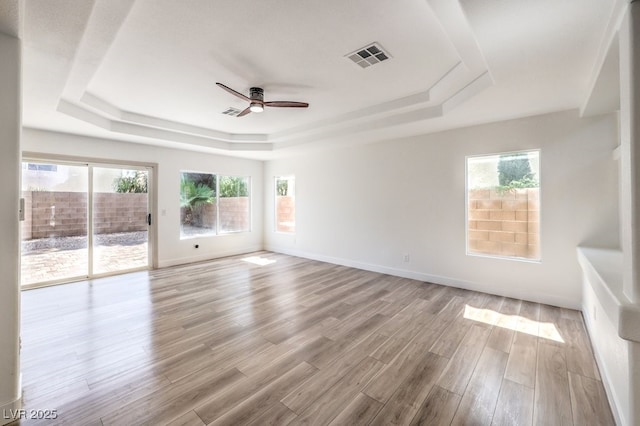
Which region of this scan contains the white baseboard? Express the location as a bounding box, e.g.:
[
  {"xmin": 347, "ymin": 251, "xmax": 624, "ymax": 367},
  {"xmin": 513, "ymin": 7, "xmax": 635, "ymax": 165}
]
[
  {"xmin": 158, "ymin": 245, "xmax": 264, "ymax": 268},
  {"xmin": 265, "ymin": 245, "xmax": 580, "ymax": 310}
]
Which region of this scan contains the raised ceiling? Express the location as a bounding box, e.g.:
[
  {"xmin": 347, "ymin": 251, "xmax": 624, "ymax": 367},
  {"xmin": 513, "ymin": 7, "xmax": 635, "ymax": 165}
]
[{"xmin": 19, "ymin": 0, "xmax": 618, "ymax": 159}]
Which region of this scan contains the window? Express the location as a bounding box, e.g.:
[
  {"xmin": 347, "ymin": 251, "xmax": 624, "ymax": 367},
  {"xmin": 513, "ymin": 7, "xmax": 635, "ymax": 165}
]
[
  {"xmin": 466, "ymin": 150, "xmax": 540, "ymax": 261},
  {"xmin": 180, "ymin": 172, "xmax": 216, "ymax": 238},
  {"xmin": 219, "ymin": 175, "xmax": 250, "ymax": 233},
  {"xmin": 275, "ymin": 176, "xmax": 295, "ymax": 233},
  {"xmin": 180, "ymin": 172, "xmax": 251, "ymax": 238}
]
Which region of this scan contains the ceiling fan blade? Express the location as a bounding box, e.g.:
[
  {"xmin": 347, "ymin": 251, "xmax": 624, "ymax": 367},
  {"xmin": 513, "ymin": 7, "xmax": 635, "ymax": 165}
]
[
  {"xmin": 264, "ymin": 101, "xmax": 309, "ymax": 108},
  {"xmin": 216, "ymin": 82, "xmax": 251, "ymax": 102},
  {"xmin": 237, "ymin": 106, "xmax": 252, "ymax": 117}
]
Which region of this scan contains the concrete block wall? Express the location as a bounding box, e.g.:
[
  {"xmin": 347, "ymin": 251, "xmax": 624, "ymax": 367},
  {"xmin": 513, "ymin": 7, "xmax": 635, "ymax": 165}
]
[
  {"xmin": 468, "ymin": 188, "xmax": 540, "ymax": 259},
  {"xmin": 276, "ymin": 196, "xmax": 295, "ymax": 233},
  {"xmin": 202, "ymin": 203, "xmax": 217, "ymax": 230},
  {"xmin": 29, "ymin": 191, "xmax": 88, "ymax": 238},
  {"xmin": 180, "ymin": 197, "xmax": 249, "ymax": 233},
  {"xmin": 23, "ymin": 191, "xmax": 147, "ymax": 239},
  {"xmin": 93, "ymin": 192, "xmax": 148, "ymax": 235},
  {"xmin": 180, "ymin": 203, "xmax": 217, "ymax": 231},
  {"xmin": 219, "ymin": 197, "xmax": 250, "ymax": 232}
]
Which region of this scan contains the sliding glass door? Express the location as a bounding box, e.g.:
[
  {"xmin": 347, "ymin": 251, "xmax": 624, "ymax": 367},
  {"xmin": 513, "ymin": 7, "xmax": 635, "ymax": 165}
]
[
  {"xmin": 21, "ymin": 162, "xmax": 89, "ymax": 285},
  {"xmin": 92, "ymin": 166, "xmax": 149, "ymax": 275},
  {"xmin": 21, "ymin": 160, "xmax": 152, "ymax": 287}
]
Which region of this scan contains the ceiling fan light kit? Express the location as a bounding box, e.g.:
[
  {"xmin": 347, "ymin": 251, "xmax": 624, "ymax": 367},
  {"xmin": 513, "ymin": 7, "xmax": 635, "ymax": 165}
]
[
  {"xmin": 249, "ymin": 103, "xmax": 264, "ymax": 113},
  {"xmin": 216, "ymin": 82, "xmax": 309, "ymax": 117}
]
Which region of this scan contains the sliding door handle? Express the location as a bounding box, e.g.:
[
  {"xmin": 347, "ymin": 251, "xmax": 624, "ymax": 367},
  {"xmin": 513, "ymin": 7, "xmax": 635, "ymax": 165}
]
[{"xmin": 147, "ymin": 213, "xmax": 152, "ymax": 226}]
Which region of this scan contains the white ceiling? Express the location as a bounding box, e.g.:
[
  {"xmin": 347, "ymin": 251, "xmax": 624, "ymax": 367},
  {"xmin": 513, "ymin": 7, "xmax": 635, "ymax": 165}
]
[{"xmin": 15, "ymin": 0, "xmax": 619, "ymax": 159}]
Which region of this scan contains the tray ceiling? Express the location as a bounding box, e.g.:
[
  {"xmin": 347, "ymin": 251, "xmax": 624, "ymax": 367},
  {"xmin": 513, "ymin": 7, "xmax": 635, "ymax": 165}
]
[{"xmin": 19, "ymin": 0, "xmax": 617, "ymax": 159}]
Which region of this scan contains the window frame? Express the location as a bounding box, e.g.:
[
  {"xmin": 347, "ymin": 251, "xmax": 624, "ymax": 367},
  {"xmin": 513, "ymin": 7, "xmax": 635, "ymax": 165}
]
[
  {"xmin": 218, "ymin": 175, "xmax": 252, "ymax": 235},
  {"xmin": 179, "ymin": 171, "xmax": 251, "ymax": 239},
  {"xmin": 274, "ymin": 175, "xmax": 295, "ymax": 234}
]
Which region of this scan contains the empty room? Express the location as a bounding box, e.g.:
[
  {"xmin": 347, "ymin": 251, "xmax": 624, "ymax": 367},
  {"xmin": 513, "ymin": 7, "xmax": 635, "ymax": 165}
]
[{"xmin": 1, "ymin": 0, "xmax": 639, "ymax": 425}]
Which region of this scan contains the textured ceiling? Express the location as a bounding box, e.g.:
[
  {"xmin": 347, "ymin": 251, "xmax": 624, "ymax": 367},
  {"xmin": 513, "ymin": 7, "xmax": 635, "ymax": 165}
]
[{"xmin": 16, "ymin": 0, "xmax": 620, "ymax": 159}]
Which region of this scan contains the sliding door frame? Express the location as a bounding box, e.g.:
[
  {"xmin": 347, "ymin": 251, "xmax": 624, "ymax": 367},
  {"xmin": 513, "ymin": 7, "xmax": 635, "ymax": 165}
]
[{"xmin": 21, "ymin": 153, "xmax": 158, "ymax": 289}]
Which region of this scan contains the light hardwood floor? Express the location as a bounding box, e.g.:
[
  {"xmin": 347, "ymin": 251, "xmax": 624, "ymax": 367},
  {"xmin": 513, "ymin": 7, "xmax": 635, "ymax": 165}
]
[{"xmin": 16, "ymin": 252, "xmax": 614, "ymax": 425}]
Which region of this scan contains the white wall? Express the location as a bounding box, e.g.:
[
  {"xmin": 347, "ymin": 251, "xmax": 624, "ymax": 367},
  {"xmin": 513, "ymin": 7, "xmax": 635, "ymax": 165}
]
[
  {"xmin": 265, "ymin": 110, "xmax": 619, "ymax": 308},
  {"xmin": 22, "ymin": 129, "xmax": 264, "ymax": 268},
  {"xmin": 0, "ymin": 32, "xmax": 23, "ymax": 425}
]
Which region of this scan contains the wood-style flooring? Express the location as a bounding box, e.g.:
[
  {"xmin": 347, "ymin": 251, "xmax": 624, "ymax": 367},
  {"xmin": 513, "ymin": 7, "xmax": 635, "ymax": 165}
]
[{"xmin": 17, "ymin": 252, "xmax": 614, "ymax": 425}]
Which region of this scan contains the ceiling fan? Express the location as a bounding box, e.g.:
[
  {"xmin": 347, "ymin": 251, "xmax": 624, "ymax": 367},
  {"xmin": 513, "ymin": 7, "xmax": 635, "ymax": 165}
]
[{"xmin": 216, "ymin": 82, "xmax": 309, "ymax": 117}]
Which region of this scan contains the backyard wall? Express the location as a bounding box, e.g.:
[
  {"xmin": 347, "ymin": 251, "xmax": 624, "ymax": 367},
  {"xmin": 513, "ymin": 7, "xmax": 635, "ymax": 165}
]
[
  {"xmin": 219, "ymin": 197, "xmax": 250, "ymax": 232},
  {"xmin": 468, "ymin": 188, "xmax": 540, "ymax": 259},
  {"xmin": 276, "ymin": 195, "xmax": 295, "ymax": 233},
  {"xmin": 182, "ymin": 197, "xmax": 250, "ymax": 233},
  {"xmin": 94, "ymin": 193, "xmax": 148, "ymax": 235},
  {"xmin": 21, "ymin": 191, "xmax": 148, "ymax": 239}
]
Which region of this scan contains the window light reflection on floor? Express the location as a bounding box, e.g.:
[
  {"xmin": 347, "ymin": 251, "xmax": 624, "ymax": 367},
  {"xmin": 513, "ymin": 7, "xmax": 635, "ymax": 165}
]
[
  {"xmin": 463, "ymin": 304, "xmax": 565, "ymax": 343},
  {"xmin": 241, "ymin": 256, "xmax": 277, "ymax": 266}
]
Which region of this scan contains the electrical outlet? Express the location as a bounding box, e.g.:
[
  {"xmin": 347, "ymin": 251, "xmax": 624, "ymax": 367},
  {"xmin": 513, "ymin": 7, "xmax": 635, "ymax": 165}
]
[{"xmin": 403, "ymin": 254, "xmax": 410, "ymax": 263}]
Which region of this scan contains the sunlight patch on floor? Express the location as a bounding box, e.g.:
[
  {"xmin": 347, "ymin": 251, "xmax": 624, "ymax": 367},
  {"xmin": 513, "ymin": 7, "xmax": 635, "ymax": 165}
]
[
  {"xmin": 241, "ymin": 256, "xmax": 277, "ymax": 266},
  {"xmin": 464, "ymin": 304, "xmax": 564, "ymax": 343}
]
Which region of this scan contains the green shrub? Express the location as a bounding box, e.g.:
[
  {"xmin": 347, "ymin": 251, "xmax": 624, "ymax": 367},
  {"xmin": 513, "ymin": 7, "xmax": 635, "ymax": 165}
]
[
  {"xmin": 219, "ymin": 176, "xmax": 248, "ymax": 197},
  {"xmin": 113, "ymin": 171, "xmax": 147, "ymax": 193},
  {"xmin": 180, "ymin": 177, "xmax": 215, "ymax": 227},
  {"xmin": 277, "ymin": 180, "xmax": 288, "ymax": 196}
]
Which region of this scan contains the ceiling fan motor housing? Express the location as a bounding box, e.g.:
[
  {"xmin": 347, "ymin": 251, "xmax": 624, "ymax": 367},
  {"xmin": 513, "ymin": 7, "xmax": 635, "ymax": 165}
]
[
  {"xmin": 215, "ymin": 82, "xmax": 308, "ymax": 116},
  {"xmin": 250, "ymin": 87, "xmax": 264, "ymax": 102}
]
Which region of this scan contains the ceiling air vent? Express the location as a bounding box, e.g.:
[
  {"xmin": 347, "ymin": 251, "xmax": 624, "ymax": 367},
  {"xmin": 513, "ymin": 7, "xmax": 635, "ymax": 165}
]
[
  {"xmin": 221, "ymin": 107, "xmax": 242, "ymax": 117},
  {"xmin": 346, "ymin": 42, "xmax": 391, "ymax": 69}
]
